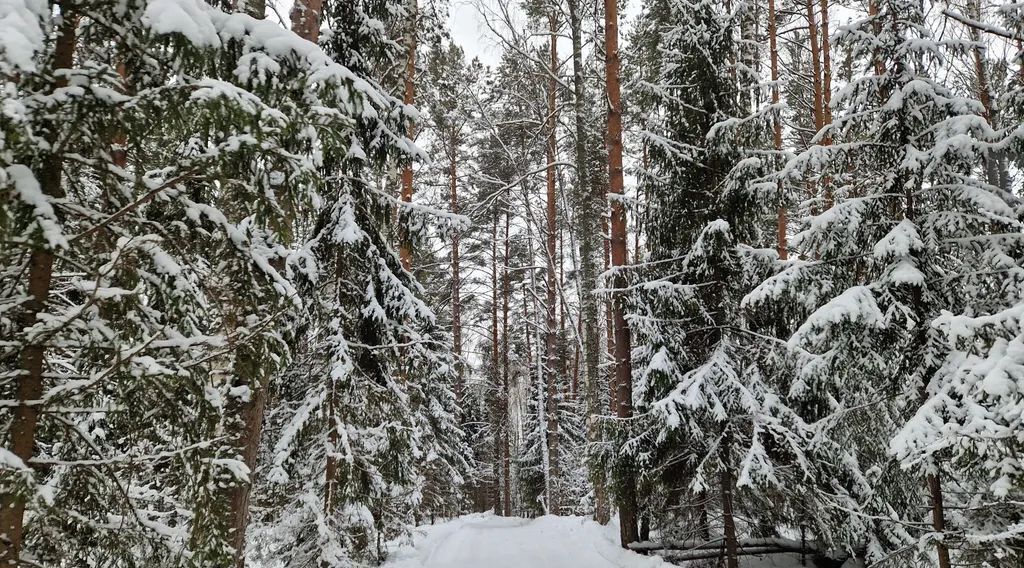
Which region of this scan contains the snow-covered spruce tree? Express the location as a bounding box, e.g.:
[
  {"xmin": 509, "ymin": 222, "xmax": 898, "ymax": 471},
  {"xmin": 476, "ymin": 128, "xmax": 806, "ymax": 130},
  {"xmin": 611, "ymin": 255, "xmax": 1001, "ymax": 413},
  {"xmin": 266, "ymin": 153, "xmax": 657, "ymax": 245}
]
[
  {"xmin": 244, "ymin": 1, "xmax": 470, "ymax": 565},
  {"xmin": 622, "ymin": 0, "xmax": 812, "ymax": 559},
  {"xmin": 0, "ymin": 0, "xmax": 363, "ymax": 564},
  {"xmin": 746, "ymin": 0, "xmax": 1024, "ymax": 563}
]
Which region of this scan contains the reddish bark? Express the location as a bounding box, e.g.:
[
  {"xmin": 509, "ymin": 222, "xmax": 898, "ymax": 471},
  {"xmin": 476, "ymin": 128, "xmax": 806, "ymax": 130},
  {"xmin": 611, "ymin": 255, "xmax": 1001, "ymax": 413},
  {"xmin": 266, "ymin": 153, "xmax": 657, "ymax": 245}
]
[
  {"xmin": 290, "ymin": 0, "xmax": 323, "ymax": 43},
  {"xmin": 0, "ymin": 12, "xmax": 76, "ymax": 564},
  {"xmin": 820, "ymin": 0, "xmax": 833, "ymax": 131},
  {"xmin": 604, "ymin": 0, "xmax": 639, "ymax": 546},
  {"xmin": 806, "ymin": 0, "xmax": 824, "ymax": 136},
  {"xmin": 868, "ymin": 0, "xmax": 886, "ymax": 78},
  {"xmin": 399, "ymin": 0, "xmax": 417, "ymax": 272},
  {"xmin": 819, "ymin": 0, "xmax": 834, "ymax": 207}
]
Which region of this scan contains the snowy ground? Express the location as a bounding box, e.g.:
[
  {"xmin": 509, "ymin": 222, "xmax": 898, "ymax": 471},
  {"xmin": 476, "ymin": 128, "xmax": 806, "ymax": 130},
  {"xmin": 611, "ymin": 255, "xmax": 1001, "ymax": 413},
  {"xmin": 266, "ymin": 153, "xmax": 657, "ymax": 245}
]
[
  {"xmin": 383, "ymin": 513, "xmax": 667, "ymax": 568},
  {"xmin": 382, "ymin": 514, "xmax": 841, "ymax": 568}
]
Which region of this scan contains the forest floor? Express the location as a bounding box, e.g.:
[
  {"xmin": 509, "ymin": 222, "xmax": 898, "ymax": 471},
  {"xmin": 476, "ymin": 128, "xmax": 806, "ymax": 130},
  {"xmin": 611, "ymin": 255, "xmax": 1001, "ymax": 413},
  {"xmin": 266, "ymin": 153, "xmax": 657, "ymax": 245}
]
[
  {"xmin": 383, "ymin": 513, "xmax": 667, "ymax": 568},
  {"xmin": 382, "ymin": 513, "xmax": 837, "ymax": 567}
]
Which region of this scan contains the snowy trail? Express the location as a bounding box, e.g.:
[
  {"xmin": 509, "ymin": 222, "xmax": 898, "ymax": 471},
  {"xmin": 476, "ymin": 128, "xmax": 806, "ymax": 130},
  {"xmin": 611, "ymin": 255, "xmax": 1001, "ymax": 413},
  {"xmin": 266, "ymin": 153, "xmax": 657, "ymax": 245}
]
[{"xmin": 383, "ymin": 514, "xmax": 668, "ymax": 568}]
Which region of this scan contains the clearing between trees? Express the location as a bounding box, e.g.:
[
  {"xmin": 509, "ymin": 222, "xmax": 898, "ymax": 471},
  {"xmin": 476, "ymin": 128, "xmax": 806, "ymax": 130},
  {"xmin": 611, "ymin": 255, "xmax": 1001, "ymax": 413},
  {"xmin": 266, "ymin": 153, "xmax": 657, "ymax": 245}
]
[
  {"xmin": 383, "ymin": 514, "xmax": 860, "ymax": 568},
  {"xmin": 383, "ymin": 514, "xmax": 666, "ymax": 568}
]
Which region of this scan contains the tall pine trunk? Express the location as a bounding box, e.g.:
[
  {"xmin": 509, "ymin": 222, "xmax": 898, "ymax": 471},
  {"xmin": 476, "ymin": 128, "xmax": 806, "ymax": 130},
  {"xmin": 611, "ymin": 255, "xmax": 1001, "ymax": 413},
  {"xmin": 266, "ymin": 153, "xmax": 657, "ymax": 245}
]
[
  {"xmin": 1, "ymin": 13, "xmax": 75, "ymax": 564},
  {"xmin": 928, "ymin": 473, "xmax": 952, "ymax": 568},
  {"xmin": 819, "ymin": 0, "xmax": 832, "ymax": 130},
  {"xmin": 604, "ymin": 215, "xmax": 616, "ymax": 416},
  {"xmin": 967, "ymin": 0, "xmax": 1007, "ymax": 191},
  {"xmin": 721, "ymin": 430, "xmax": 739, "ymax": 568},
  {"xmin": 450, "ymin": 147, "xmax": 463, "ymax": 403},
  {"xmin": 0, "ymin": 12, "xmax": 77, "ymax": 564},
  {"xmin": 398, "ymin": 0, "xmax": 417, "ymax": 271},
  {"xmin": 491, "ymin": 210, "xmax": 502, "ymax": 514},
  {"xmin": 604, "ymin": 0, "xmax": 639, "ymax": 546},
  {"xmin": 544, "ymin": 11, "xmax": 562, "ymax": 516},
  {"xmin": 226, "ymin": 343, "xmax": 270, "ymax": 567},
  {"xmin": 502, "ymin": 208, "xmax": 513, "ymax": 517},
  {"xmin": 868, "ymin": 0, "xmax": 885, "ymax": 78},
  {"xmin": 769, "ymin": 0, "xmax": 786, "ymax": 259},
  {"xmin": 222, "ymin": 2, "xmax": 290, "ymax": 563},
  {"xmin": 819, "ymin": 0, "xmax": 834, "ymax": 207},
  {"xmin": 806, "ymin": 0, "xmax": 823, "ymax": 136}
]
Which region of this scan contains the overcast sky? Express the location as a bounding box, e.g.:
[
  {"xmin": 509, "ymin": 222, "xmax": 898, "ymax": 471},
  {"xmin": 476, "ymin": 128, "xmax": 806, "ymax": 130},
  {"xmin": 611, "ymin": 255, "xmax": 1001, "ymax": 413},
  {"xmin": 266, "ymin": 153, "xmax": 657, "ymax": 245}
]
[
  {"xmin": 448, "ymin": 0, "xmax": 642, "ymax": 69},
  {"xmin": 448, "ymin": 1, "xmax": 503, "ymax": 67}
]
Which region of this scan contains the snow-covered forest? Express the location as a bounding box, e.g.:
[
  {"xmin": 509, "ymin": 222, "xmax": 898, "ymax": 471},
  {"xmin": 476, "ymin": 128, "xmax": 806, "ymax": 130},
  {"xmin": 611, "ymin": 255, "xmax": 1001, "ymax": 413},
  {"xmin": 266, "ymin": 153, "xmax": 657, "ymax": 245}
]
[{"xmin": 1, "ymin": 0, "xmax": 1023, "ymax": 565}]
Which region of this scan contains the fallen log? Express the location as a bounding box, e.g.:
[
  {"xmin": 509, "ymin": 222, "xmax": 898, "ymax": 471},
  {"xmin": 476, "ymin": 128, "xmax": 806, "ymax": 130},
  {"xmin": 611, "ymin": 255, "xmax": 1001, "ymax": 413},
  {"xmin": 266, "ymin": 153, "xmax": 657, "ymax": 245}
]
[
  {"xmin": 629, "ymin": 537, "xmax": 853, "ymax": 567},
  {"xmin": 629, "ymin": 536, "xmax": 817, "ymax": 552}
]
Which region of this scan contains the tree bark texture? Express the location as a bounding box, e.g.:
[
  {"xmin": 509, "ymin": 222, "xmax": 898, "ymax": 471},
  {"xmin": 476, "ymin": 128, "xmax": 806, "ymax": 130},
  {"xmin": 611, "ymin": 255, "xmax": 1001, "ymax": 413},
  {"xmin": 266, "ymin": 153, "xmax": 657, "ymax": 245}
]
[
  {"xmin": 0, "ymin": 11, "xmax": 76, "ymax": 565},
  {"xmin": 604, "ymin": 0, "xmax": 639, "ymax": 546}
]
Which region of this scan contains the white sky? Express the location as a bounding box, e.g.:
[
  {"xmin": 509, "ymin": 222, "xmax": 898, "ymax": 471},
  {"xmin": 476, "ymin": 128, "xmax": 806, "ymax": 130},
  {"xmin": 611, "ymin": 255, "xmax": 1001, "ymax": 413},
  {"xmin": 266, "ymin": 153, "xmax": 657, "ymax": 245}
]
[
  {"xmin": 448, "ymin": 0, "xmax": 643, "ymax": 69},
  {"xmin": 449, "ymin": 1, "xmax": 504, "ymax": 67}
]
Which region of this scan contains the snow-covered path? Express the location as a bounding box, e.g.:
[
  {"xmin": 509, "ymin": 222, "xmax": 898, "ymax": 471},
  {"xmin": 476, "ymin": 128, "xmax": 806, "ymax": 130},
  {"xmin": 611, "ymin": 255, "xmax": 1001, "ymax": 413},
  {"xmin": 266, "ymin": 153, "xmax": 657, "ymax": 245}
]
[{"xmin": 383, "ymin": 514, "xmax": 668, "ymax": 568}]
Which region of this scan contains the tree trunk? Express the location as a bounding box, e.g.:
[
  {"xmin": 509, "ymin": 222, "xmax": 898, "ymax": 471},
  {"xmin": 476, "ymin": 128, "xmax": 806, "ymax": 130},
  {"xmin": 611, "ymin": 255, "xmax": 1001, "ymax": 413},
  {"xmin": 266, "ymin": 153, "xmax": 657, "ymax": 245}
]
[
  {"xmin": 0, "ymin": 12, "xmax": 76, "ymax": 565},
  {"xmin": 398, "ymin": 0, "xmax": 417, "ymax": 272},
  {"xmin": 967, "ymin": 0, "xmax": 1006, "ymax": 191},
  {"xmin": 227, "ymin": 345, "xmax": 270, "ymax": 568},
  {"xmin": 819, "ymin": 0, "xmax": 834, "ymax": 207},
  {"xmin": 1018, "ymin": 39, "xmax": 1024, "ymax": 83},
  {"xmin": 604, "ymin": 214, "xmax": 616, "ymax": 416},
  {"xmin": 450, "ymin": 147, "xmax": 463, "ymax": 404},
  {"xmin": 806, "ymin": 0, "xmax": 824, "ymax": 136},
  {"xmin": 697, "ymin": 490, "xmax": 710, "ymax": 540},
  {"xmin": 323, "ymin": 360, "xmax": 339, "ymax": 512},
  {"xmin": 289, "ymin": 0, "xmax": 322, "ymax": 41},
  {"xmin": 819, "ymin": 0, "xmax": 832, "ymax": 130},
  {"xmin": 804, "ymin": 0, "xmax": 824, "ymax": 215},
  {"xmin": 868, "ymin": 0, "xmax": 885, "ymax": 79},
  {"xmin": 604, "ymin": 0, "xmax": 639, "ymax": 546},
  {"xmin": 221, "ymin": 4, "xmax": 283, "ymax": 565},
  {"xmin": 492, "ymin": 210, "xmax": 502, "ymax": 515},
  {"xmin": 524, "ymin": 280, "xmax": 533, "ymax": 379},
  {"xmin": 544, "ymin": 11, "xmax": 562, "ymax": 516},
  {"xmin": 502, "ymin": 207, "xmax": 512, "ymax": 517},
  {"xmin": 721, "ymin": 431, "xmax": 739, "ymax": 568},
  {"xmin": 928, "ymin": 473, "xmax": 952, "ymax": 568},
  {"xmin": 769, "ymin": 0, "xmax": 786, "ymax": 259}
]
